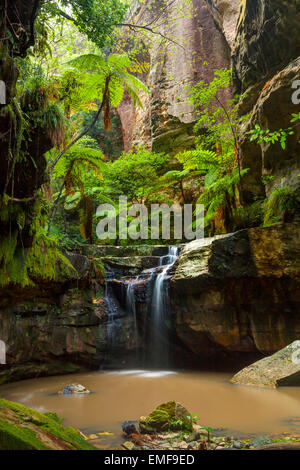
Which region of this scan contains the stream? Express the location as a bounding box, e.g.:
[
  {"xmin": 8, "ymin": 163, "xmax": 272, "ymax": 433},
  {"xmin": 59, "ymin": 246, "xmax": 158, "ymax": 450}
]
[{"xmin": 1, "ymin": 370, "xmax": 300, "ymax": 449}]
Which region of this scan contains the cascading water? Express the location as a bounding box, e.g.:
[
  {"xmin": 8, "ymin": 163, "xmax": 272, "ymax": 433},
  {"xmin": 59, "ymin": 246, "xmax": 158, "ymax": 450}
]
[
  {"xmin": 125, "ymin": 278, "xmax": 139, "ymax": 350},
  {"xmin": 149, "ymin": 246, "xmax": 180, "ymax": 367},
  {"xmin": 105, "ymin": 245, "xmax": 181, "ymax": 369}
]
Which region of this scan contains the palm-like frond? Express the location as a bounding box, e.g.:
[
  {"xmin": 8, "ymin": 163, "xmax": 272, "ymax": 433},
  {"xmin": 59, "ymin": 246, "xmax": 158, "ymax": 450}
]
[
  {"xmin": 67, "ymin": 53, "xmax": 150, "ymax": 111},
  {"xmin": 68, "ymin": 54, "xmax": 106, "ymax": 71}
]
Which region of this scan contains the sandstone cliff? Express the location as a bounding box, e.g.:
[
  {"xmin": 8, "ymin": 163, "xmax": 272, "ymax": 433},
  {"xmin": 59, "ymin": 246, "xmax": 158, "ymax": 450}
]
[
  {"xmin": 117, "ymin": 0, "xmax": 235, "ymax": 153},
  {"xmin": 233, "ymin": 0, "xmax": 300, "ymax": 201},
  {"xmin": 171, "ymin": 223, "xmax": 300, "ymax": 359}
]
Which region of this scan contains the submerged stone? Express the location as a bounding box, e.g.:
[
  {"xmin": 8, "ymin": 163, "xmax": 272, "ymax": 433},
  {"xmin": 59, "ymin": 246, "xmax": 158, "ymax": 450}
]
[{"xmin": 58, "ymin": 383, "xmax": 90, "ymax": 395}]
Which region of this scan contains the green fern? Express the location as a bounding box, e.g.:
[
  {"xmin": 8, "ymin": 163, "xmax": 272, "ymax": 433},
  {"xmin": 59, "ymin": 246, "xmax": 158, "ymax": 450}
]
[{"xmin": 263, "ymin": 187, "xmax": 300, "ymax": 226}]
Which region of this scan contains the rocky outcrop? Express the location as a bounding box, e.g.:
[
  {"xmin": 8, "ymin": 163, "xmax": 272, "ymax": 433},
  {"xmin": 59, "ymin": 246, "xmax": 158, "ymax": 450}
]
[
  {"xmin": 239, "ymin": 57, "xmax": 300, "ymax": 201},
  {"xmin": 232, "ymin": 0, "xmax": 300, "ymax": 201},
  {"xmin": 171, "ymin": 223, "xmax": 300, "ymax": 360},
  {"xmin": 231, "ymin": 341, "xmax": 300, "ymax": 388},
  {"xmin": 0, "ymin": 255, "xmax": 103, "ymax": 384},
  {"xmin": 0, "ymin": 399, "xmax": 95, "ymax": 450},
  {"xmin": 206, "ymin": 0, "xmax": 240, "ymax": 50},
  {"xmin": 117, "ymin": 0, "xmax": 232, "ymax": 153},
  {"xmin": 0, "ymin": 251, "xmax": 140, "ymax": 384},
  {"xmin": 233, "ymin": 0, "xmax": 300, "ymax": 93}
]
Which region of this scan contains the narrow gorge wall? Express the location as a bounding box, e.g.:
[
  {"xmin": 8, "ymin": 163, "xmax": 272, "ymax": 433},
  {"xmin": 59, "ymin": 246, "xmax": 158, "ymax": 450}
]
[
  {"xmin": 117, "ymin": 0, "xmax": 238, "ymax": 153},
  {"xmin": 233, "ymin": 0, "xmax": 300, "ymax": 201}
]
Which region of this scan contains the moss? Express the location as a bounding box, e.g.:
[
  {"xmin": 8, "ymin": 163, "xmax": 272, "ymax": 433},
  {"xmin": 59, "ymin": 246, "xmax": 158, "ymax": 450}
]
[
  {"xmin": 0, "ymin": 399, "xmax": 95, "ymax": 450},
  {"xmin": 263, "ymin": 187, "xmax": 300, "ymax": 226},
  {"xmin": 140, "ymin": 401, "xmax": 193, "ymax": 433},
  {"xmin": 0, "ymin": 420, "xmax": 51, "ymax": 450},
  {"xmin": 44, "ymin": 412, "xmax": 63, "ymax": 424},
  {"xmin": 0, "ymin": 193, "xmax": 75, "ymax": 287}
]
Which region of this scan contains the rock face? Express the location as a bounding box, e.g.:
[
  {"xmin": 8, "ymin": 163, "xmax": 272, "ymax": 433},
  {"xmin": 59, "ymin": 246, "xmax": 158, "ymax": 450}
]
[
  {"xmin": 233, "ymin": 0, "xmax": 300, "ymax": 93},
  {"xmin": 171, "ymin": 223, "xmax": 300, "ymax": 360},
  {"xmin": 232, "ymin": 0, "xmax": 300, "ymax": 201},
  {"xmin": 117, "ymin": 0, "xmax": 232, "ymax": 153},
  {"xmin": 239, "ymin": 57, "xmax": 300, "ymax": 201},
  {"xmin": 0, "ymin": 251, "xmax": 139, "ymax": 384},
  {"xmin": 231, "ymin": 341, "xmax": 300, "ymax": 388},
  {"xmin": 206, "ymin": 0, "xmax": 241, "ymax": 50}
]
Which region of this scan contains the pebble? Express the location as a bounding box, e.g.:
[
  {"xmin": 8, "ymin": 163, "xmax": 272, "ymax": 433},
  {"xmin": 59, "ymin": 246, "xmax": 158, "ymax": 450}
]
[{"xmin": 233, "ymin": 440, "xmax": 242, "ymax": 449}]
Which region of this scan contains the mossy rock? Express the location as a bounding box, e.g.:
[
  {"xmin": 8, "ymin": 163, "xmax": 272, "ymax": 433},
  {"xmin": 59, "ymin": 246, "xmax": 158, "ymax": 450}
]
[
  {"xmin": 139, "ymin": 401, "xmax": 193, "ymax": 434},
  {"xmin": 0, "ymin": 399, "xmax": 95, "ymax": 450}
]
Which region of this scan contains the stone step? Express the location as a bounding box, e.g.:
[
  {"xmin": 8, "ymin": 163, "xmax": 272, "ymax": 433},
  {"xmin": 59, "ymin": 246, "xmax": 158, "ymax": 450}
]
[{"xmin": 78, "ymin": 244, "xmax": 170, "ymax": 258}]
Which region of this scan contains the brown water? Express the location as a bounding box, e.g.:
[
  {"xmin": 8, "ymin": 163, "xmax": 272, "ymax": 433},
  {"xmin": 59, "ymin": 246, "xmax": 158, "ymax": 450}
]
[{"xmin": 1, "ymin": 370, "xmax": 300, "ymax": 448}]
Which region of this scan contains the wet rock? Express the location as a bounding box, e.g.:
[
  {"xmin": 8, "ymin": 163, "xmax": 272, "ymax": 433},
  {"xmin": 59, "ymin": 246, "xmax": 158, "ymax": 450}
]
[
  {"xmin": 172, "ymin": 224, "xmax": 300, "ymax": 358},
  {"xmin": 139, "ymin": 401, "xmax": 193, "ymax": 434},
  {"xmin": 122, "ymin": 421, "xmax": 138, "ymax": 436},
  {"xmin": 59, "ymin": 383, "xmax": 90, "ymax": 395},
  {"xmin": 249, "ymin": 436, "xmax": 273, "ymax": 448},
  {"xmin": 233, "ymin": 440, "xmax": 242, "ymax": 449},
  {"xmin": 231, "ymin": 341, "xmax": 300, "ymax": 388},
  {"xmin": 193, "ymin": 424, "xmax": 209, "ymax": 438},
  {"xmin": 187, "ymin": 442, "xmax": 198, "ymax": 450},
  {"xmin": 122, "ymin": 441, "xmax": 135, "ymax": 451}
]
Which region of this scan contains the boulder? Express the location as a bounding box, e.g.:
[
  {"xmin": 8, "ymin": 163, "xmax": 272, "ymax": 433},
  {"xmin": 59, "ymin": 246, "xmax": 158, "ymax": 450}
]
[
  {"xmin": 59, "ymin": 383, "xmax": 90, "ymax": 395},
  {"xmin": 139, "ymin": 401, "xmax": 193, "ymax": 434},
  {"xmin": 122, "ymin": 421, "xmax": 138, "ymax": 436},
  {"xmin": 171, "ymin": 224, "xmax": 300, "ymax": 359},
  {"xmin": 231, "ymin": 341, "xmax": 300, "ymax": 388}
]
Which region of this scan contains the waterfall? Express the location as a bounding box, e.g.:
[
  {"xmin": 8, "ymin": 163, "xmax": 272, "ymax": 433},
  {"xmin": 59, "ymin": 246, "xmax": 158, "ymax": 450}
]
[
  {"xmin": 125, "ymin": 278, "xmax": 138, "ymax": 348},
  {"xmin": 121, "ymin": 245, "xmax": 180, "ymax": 368},
  {"xmin": 149, "ymin": 246, "xmax": 180, "ymax": 367}
]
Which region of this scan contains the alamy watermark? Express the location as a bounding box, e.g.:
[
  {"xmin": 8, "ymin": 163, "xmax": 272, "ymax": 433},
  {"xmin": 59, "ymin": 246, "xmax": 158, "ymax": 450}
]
[
  {"xmin": 0, "ymin": 80, "xmax": 6, "ymax": 105},
  {"xmin": 96, "ymin": 197, "xmax": 204, "ymax": 241},
  {"xmin": 292, "ymin": 80, "xmax": 300, "ymax": 105},
  {"xmin": 0, "ymin": 340, "xmax": 6, "ymax": 364}
]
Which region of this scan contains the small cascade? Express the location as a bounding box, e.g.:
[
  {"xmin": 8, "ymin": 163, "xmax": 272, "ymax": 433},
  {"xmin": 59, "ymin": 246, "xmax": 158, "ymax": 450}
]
[
  {"xmin": 149, "ymin": 246, "xmax": 180, "ymax": 367},
  {"xmin": 105, "ymin": 266, "xmax": 122, "ymax": 348},
  {"xmin": 125, "ymin": 278, "xmax": 139, "ymax": 349},
  {"xmin": 105, "ymin": 245, "xmax": 181, "ymax": 369}
]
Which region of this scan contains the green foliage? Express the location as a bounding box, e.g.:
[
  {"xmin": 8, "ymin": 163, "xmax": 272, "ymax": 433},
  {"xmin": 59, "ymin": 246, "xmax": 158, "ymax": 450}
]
[
  {"xmin": 41, "ymin": 0, "xmax": 127, "ymax": 50},
  {"xmin": 66, "ymin": 52, "xmax": 149, "ymax": 112},
  {"xmin": 188, "ymin": 68, "xmax": 238, "ymax": 152},
  {"xmin": 176, "ymin": 67, "xmax": 246, "ymax": 234},
  {"xmin": 249, "ymin": 113, "xmax": 300, "ymax": 150},
  {"xmin": 263, "ymin": 187, "xmax": 300, "ymax": 226},
  {"xmin": 106, "ymin": 148, "xmax": 169, "ymax": 203},
  {"xmin": 198, "ymin": 169, "xmax": 249, "ymax": 232}
]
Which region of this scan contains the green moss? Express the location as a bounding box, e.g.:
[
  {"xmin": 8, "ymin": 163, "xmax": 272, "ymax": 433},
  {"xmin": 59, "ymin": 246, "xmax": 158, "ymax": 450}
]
[
  {"xmin": 0, "ymin": 193, "xmax": 75, "ymax": 287},
  {"xmin": 44, "ymin": 412, "xmax": 63, "ymax": 424},
  {"xmin": 0, "ymin": 399, "xmax": 95, "ymax": 450},
  {"xmin": 263, "ymin": 187, "xmax": 300, "ymax": 226},
  {"xmin": 0, "ymin": 420, "xmax": 51, "ymax": 450},
  {"xmin": 141, "ymin": 401, "xmax": 193, "ymax": 433}
]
